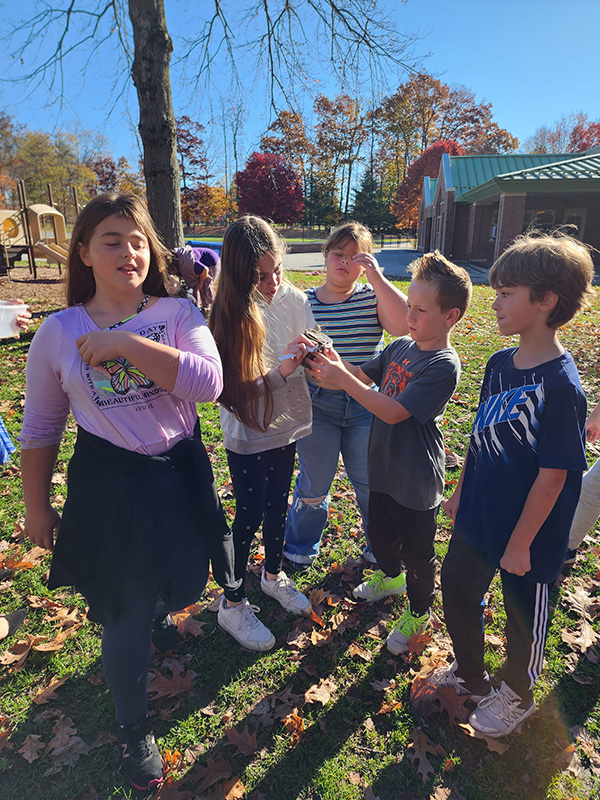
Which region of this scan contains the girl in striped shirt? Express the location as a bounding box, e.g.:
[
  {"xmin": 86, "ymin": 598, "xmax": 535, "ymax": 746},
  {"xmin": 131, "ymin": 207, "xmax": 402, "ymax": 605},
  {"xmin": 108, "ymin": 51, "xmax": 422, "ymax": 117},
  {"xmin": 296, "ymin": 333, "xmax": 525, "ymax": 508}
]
[{"xmin": 283, "ymin": 222, "xmax": 408, "ymax": 569}]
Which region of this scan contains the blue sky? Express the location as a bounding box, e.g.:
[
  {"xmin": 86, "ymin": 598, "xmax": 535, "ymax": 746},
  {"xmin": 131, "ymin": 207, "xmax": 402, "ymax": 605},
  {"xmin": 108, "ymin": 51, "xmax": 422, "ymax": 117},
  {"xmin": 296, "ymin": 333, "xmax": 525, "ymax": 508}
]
[{"xmin": 2, "ymin": 0, "xmax": 599, "ymax": 178}]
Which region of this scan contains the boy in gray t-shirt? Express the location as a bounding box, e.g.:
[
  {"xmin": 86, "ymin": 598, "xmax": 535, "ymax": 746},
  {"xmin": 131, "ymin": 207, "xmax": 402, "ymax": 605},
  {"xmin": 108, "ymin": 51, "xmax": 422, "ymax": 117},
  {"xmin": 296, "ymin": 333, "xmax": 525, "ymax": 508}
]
[{"xmin": 305, "ymin": 252, "xmax": 472, "ymax": 654}]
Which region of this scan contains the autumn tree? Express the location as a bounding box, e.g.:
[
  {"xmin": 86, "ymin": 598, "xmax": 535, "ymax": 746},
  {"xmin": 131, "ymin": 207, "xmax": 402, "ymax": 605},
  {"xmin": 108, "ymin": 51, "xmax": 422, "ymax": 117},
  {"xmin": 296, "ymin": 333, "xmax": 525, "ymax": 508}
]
[
  {"xmin": 176, "ymin": 116, "xmax": 208, "ymax": 191},
  {"xmin": 8, "ymin": 1, "xmax": 420, "ymax": 248},
  {"xmin": 391, "ymin": 140, "xmax": 463, "ymax": 231},
  {"xmin": 525, "ymin": 112, "xmax": 600, "ymax": 154},
  {"xmin": 236, "ymin": 152, "xmax": 304, "ymax": 224}
]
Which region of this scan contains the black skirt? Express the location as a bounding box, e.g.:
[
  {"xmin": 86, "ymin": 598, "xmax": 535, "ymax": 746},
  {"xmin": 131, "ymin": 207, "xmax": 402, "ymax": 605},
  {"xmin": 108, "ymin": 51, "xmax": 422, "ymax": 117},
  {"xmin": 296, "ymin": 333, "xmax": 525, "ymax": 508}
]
[{"xmin": 49, "ymin": 422, "xmax": 236, "ymax": 624}]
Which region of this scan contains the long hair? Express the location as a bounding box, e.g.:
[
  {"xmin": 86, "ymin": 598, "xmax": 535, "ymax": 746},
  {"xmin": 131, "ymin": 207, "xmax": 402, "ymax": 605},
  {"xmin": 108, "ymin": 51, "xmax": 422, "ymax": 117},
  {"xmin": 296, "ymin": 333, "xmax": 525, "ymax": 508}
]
[
  {"xmin": 66, "ymin": 194, "xmax": 174, "ymax": 306},
  {"xmin": 209, "ymin": 216, "xmax": 285, "ymax": 431}
]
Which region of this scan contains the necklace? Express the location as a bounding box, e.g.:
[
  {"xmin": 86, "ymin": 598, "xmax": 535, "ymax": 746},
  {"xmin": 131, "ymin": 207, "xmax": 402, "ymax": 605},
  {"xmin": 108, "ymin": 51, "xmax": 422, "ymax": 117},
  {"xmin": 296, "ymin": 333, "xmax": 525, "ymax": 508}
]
[{"xmin": 106, "ymin": 295, "xmax": 150, "ymax": 330}]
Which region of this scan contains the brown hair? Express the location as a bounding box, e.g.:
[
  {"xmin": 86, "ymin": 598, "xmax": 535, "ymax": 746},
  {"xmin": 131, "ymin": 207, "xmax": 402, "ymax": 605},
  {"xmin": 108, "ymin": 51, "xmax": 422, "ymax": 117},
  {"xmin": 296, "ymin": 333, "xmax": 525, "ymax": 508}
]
[
  {"xmin": 66, "ymin": 194, "xmax": 173, "ymax": 306},
  {"xmin": 408, "ymin": 250, "xmax": 472, "ymax": 320},
  {"xmin": 322, "ymin": 221, "xmax": 374, "ymax": 257},
  {"xmin": 490, "ymin": 232, "xmax": 595, "ymax": 328},
  {"xmin": 209, "ymin": 216, "xmax": 286, "ymax": 432}
]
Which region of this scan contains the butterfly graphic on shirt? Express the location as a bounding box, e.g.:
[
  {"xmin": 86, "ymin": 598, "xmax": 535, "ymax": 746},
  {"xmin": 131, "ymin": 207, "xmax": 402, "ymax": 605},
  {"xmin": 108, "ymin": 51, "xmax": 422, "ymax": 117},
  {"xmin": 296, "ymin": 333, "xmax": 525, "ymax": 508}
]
[{"xmin": 101, "ymin": 358, "xmax": 154, "ymax": 395}]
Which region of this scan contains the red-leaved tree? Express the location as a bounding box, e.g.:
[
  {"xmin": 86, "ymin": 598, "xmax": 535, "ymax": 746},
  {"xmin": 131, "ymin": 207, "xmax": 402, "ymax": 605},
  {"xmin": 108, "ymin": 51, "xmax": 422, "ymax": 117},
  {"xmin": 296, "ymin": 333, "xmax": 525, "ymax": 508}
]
[
  {"xmin": 391, "ymin": 140, "xmax": 463, "ymax": 230},
  {"xmin": 235, "ymin": 152, "xmax": 304, "ymax": 223},
  {"xmin": 569, "ymin": 120, "xmax": 600, "ymax": 153}
]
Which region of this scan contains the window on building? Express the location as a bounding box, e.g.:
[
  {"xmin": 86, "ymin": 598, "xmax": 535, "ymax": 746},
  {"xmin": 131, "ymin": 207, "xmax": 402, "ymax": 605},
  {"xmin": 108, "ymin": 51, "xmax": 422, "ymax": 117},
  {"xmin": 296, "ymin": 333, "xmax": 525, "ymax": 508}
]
[
  {"xmin": 522, "ymin": 209, "xmax": 556, "ymax": 234},
  {"xmin": 562, "ymin": 208, "xmax": 587, "ymax": 239}
]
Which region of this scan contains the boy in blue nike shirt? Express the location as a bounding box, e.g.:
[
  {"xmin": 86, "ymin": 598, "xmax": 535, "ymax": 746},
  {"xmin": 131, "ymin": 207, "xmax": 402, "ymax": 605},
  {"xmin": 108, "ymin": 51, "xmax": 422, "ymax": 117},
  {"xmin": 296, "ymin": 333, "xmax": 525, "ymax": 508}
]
[{"xmin": 432, "ymin": 233, "xmax": 593, "ymax": 737}]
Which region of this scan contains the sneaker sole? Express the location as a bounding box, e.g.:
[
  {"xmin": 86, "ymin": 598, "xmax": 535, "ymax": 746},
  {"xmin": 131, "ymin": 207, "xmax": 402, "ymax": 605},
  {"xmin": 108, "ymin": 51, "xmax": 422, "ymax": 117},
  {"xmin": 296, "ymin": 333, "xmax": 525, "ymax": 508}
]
[
  {"xmin": 352, "ymin": 586, "xmax": 407, "ymax": 603},
  {"xmin": 261, "ymin": 586, "xmax": 312, "ymax": 617},
  {"xmin": 122, "ymin": 760, "xmax": 165, "ymax": 791},
  {"xmin": 217, "ymin": 617, "xmax": 276, "ymax": 652},
  {"xmin": 469, "ymin": 702, "xmax": 536, "ymax": 737}
]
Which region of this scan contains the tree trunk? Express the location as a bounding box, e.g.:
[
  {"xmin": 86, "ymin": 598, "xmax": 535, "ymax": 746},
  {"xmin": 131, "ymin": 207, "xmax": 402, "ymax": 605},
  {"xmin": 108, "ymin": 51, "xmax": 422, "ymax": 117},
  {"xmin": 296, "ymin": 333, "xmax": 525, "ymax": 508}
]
[{"xmin": 129, "ymin": 0, "xmax": 183, "ymax": 249}]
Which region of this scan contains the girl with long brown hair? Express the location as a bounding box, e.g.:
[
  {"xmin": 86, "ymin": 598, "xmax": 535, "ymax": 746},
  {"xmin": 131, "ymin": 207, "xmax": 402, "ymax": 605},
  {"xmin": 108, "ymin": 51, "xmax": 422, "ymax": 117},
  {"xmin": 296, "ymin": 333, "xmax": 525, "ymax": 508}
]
[{"xmin": 210, "ymin": 216, "xmax": 314, "ymax": 650}]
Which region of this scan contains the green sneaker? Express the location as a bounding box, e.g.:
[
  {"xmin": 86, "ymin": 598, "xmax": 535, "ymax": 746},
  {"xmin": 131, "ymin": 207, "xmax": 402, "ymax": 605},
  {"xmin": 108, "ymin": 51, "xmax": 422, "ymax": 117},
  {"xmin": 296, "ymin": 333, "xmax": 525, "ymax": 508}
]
[
  {"xmin": 386, "ymin": 606, "xmax": 430, "ymax": 655},
  {"xmin": 352, "ymin": 569, "xmax": 407, "ymax": 602}
]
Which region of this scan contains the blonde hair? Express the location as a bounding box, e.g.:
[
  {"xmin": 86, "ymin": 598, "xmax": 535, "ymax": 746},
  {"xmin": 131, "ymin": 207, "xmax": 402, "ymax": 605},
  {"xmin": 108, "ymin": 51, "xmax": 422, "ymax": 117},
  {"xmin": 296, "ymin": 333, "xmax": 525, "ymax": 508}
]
[
  {"xmin": 209, "ymin": 216, "xmax": 286, "ymax": 432},
  {"xmin": 490, "ymin": 232, "xmax": 594, "ymax": 328},
  {"xmin": 322, "ymin": 221, "xmax": 374, "ymax": 256},
  {"xmin": 408, "ymin": 251, "xmax": 472, "ymax": 320}
]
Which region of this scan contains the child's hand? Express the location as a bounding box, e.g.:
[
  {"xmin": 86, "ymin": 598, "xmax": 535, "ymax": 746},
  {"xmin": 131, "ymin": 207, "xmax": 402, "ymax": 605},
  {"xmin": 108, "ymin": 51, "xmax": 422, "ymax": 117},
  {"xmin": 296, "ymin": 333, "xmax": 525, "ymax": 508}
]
[
  {"xmin": 442, "ymin": 492, "xmax": 460, "ymax": 521},
  {"xmin": 24, "ymin": 505, "xmax": 60, "ymax": 551},
  {"xmin": 305, "ymin": 347, "xmax": 348, "ymax": 389},
  {"xmin": 9, "ymin": 298, "xmax": 31, "ymax": 338},
  {"xmin": 279, "ymin": 337, "xmax": 308, "ymax": 379},
  {"xmin": 499, "ymin": 541, "xmax": 531, "ymax": 576},
  {"xmin": 76, "ymin": 330, "xmax": 128, "ymax": 367},
  {"xmin": 353, "ymin": 253, "xmax": 382, "ymax": 281},
  {"xmin": 586, "ymin": 404, "xmax": 600, "ymax": 442}
]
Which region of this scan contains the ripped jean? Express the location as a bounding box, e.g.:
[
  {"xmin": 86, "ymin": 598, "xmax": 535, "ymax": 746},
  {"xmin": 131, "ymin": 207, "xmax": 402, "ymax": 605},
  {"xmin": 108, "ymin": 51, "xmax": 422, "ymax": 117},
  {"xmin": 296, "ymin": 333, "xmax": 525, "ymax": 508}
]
[{"xmin": 283, "ymin": 384, "xmax": 372, "ymax": 564}]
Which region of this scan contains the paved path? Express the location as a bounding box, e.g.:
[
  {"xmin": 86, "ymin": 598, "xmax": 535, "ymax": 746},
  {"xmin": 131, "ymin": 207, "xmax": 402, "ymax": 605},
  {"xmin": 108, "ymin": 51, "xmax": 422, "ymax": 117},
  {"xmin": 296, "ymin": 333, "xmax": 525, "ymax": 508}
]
[{"xmin": 283, "ymin": 246, "xmax": 491, "ymax": 285}]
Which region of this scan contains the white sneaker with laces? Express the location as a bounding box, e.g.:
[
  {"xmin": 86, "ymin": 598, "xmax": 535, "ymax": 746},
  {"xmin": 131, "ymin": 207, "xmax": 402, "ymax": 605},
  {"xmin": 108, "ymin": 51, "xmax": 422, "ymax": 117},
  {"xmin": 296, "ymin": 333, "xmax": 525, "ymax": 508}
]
[
  {"xmin": 469, "ymin": 681, "xmax": 536, "ymax": 737},
  {"xmin": 217, "ymin": 597, "xmax": 275, "ymax": 651},
  {"xmin": 261, "ymin": 569, "xmax": 311, "ymax": 616},
  {"xmin": 427, "ymin": 660, "xmax": 491, "ymax": 703},
  {"xmin": 353, "ymin": 569, "xmax": 407, "ymax": 602}
]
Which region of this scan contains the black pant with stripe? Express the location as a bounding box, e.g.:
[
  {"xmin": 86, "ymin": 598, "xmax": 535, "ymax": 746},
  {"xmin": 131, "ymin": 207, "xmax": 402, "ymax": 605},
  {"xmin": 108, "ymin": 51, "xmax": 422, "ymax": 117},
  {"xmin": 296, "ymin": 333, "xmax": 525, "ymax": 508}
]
[{"xmin": 441, "ymin": 533, "xmax": 552, "ymax": 703}]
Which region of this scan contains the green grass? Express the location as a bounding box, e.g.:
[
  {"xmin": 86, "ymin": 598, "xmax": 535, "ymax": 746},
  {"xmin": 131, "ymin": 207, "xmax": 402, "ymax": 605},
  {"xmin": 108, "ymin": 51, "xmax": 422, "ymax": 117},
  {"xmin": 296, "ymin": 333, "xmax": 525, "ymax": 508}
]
[{"xmin": 0, "ymin": 276, "xmax": 599, "ymax": 799}]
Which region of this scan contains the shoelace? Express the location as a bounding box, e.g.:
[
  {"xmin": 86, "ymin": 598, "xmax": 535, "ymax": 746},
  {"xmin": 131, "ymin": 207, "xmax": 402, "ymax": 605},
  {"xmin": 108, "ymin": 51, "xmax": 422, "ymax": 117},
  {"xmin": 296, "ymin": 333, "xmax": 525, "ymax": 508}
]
[
  {"xmin": 273, "ymin": 575, "xmax": 300, "ymax": 599},
  {"xmin": 364, "ymin": 569, "xmax": 387, "ymax": 592},
  {"xmin": 240, "ymin": 601, "xmax": 263, "ymax": 629},
  {"xmin": 476, "ymin": 689, "xmax": 521, "ymax": 721}
]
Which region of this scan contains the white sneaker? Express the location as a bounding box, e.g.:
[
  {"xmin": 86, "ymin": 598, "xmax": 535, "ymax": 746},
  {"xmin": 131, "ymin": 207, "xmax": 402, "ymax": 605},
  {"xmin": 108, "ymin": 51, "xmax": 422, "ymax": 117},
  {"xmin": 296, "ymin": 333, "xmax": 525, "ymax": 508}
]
[
  {"xmin": 353, "ymin": 569, "xmax": 407, "ymax": 602},
  {"xmin": 427, "ymin": 660, "xmax": 491, "ymax": 703},
  {"xmin": 217, "ymin": 597, "xmax": 275, "ymax": 651},
  {"xmin": 261, "ymin": 569, "xmax": 311, "ymax": 616},
  {"xmin": 469, "ymin": 681, "xmax": 536, "ymax": 737}
]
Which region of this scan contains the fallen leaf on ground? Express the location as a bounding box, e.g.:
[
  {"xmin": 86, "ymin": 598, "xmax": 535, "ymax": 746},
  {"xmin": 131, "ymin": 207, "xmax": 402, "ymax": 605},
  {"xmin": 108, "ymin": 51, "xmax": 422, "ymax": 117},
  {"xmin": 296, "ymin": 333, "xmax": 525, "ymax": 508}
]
[
  {"xmin": 435, "ymin": 686, "xmax": 471, "ymax": 725},
  {"xmin": 0, "ymin": 633, "xmax": 43, "ymax": 670},
  {"xmin": 225, "ymin": 724, "xmax": 258, "ymax": 756},
  {"xmin": 44, "ymin": 715, "xmax": 89, "ymax": 775},
  {"xmin": 19, "ymin": 734, "xmax": 45, "ymax": 763},
  {"xmin": 371, "ymin": 678, "xmax": 397, "ymax": 692},
  {"xmin": 33, "ymin": 676, "xmax": 68, "ymax": 705},
  {"xmin": 34, "ymin": 626, "xmax": 81, "ymax": 653},
  {"xmin": 147, "ymin": 669, "xmax": 195, "ymax": 699},
  {"xmin": 282, "ymin": 712, "xmax": 305, "ymax": 745},
  {"xmin": 458, "ymin": 723, "xmax": 510, "ymax": 754},
  {"xmin": 305, "ymin": 677, "xmax": 337, "ymax": 706},
  {"xmin": 406, "ymin": 727, "xmax": 445, "ymax": 782},
  {"xmin": 348, "ymin": 642, "xmax": 372, "ymax": 661}
]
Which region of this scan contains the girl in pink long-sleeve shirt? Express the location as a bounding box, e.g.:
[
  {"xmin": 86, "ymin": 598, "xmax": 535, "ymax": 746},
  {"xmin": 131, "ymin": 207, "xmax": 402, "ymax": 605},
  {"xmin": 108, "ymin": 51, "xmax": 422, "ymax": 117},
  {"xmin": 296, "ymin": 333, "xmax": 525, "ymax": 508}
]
[{"xmin": 19, "ymin": 194, "xmax": 239, "ymax": 792}]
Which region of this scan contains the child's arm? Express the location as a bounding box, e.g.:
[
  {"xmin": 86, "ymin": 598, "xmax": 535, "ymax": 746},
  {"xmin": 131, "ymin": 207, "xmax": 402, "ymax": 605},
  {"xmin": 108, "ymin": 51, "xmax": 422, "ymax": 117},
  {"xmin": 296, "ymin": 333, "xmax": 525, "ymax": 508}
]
[
  {"xmin": 76, "ymin": 330, "xmax": 181, "ymax": 391},
  {"xmin": 500, "ymin": 467, "xmax": 568, "ymax": 576},
  {"xmin": 21, "ymin": 445, "xmax": 62, "ymax": 551},
  {"xmin": 355, "ymin": 253, "xmax": 408, "ymax": 337},
  {"xmin": 307, "ymin": 348, "xmax": 411, "ymax": 425},
  {"xmin": 442, "ymin": 454, "xmax": 469, "ymax": 521},
  {"xmin": 586, "ymin": 399, "xmax": 600, "ymax": 443}
]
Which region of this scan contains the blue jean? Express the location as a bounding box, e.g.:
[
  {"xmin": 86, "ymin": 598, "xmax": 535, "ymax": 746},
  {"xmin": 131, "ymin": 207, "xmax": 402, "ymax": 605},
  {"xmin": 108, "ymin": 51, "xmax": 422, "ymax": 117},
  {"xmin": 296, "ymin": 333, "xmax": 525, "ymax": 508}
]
[{"xmin": 283, "ymin": 385, "xmax": 372, "ymax": 564}]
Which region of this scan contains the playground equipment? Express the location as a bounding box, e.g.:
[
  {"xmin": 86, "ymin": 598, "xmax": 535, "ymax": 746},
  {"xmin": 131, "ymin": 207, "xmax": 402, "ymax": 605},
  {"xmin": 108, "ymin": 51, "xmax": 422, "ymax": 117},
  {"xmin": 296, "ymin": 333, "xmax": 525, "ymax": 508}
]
[{"xmin": 0, "ymin": 180, "xmax": 76, "ymax": 279}]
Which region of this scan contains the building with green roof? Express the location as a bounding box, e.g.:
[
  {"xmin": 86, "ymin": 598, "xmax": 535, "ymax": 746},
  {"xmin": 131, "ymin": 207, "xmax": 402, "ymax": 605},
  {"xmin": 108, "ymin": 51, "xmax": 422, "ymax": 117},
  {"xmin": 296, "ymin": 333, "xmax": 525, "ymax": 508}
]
[{"xmin": 417, "ymin": 149, "xmax": 600, "ymax": 264}]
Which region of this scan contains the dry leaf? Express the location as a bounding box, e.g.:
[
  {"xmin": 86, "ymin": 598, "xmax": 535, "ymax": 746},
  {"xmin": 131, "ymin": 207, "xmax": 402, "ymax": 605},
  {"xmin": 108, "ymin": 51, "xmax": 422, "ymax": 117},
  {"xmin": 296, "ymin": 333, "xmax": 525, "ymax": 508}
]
[
  {"xmin": 19, "ymin": 734, "xmax": 45, "ymax": 763},
  {"xmin": 305, "ymin": 677, "xmax": 337, "ymax": 706},
  {"xmin": 34, "ymin": 627, "xmax": 80, "ymax": 653},
  {"xmin": 282, "ymin": 712, "xmax": 305, "ymax": 745},
  {"xmin": 406, "ymin": 727, "xmax": 445, "ymax": 782},
  {"xmin": 147, "ymin": 669, "xmax": 195, "ymax": 699},
  {"xmin": 225, "ymin": 724, "xmax": 258, "ymax": 756},
  {"xmin": 370, "ymin": 678, "xmax": 396, "ymax": 692},
  {"xmin": 0, "ymin": 633, "xmax": 43, "ymax": 670},
  {"xmin": 348, "ymin": 642, "xmax": 372, "ymax": 661},
  {"xmin": 44, "ymin": 715, "xmax": 89, "ymax": 775},
  {"xmin": 194, "ymin": 755, "xmax": 233, "ymax": 793},
  {"xmin": 458, "ymin": 723, "xmax": 510, "ymax": 754},
  {"xmin": 435, "ymin": 686, "xmax": 471, "ymax": 725},
  {"xmin": 33, "ymin": 676, "xmax": 68, "ymax": 705}
]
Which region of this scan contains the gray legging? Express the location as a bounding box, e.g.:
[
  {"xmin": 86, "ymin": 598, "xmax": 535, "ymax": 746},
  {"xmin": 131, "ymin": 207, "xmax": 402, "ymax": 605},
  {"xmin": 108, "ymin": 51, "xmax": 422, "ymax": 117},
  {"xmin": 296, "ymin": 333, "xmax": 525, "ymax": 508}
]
[{"xmin": 568, "ymin": 457, "xmax": 600, "ymax": 550}]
